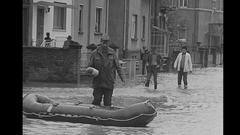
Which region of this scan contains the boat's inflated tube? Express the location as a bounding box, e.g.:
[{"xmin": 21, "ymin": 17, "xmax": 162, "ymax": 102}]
[{"xmin": 23, "ymin": 93, "xmax": 157, "ymax": 127}]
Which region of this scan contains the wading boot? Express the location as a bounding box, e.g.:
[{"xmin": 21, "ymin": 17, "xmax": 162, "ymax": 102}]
[{"xmin": 154, "ymin": 85, "xmax": 157, "ymax": 90}]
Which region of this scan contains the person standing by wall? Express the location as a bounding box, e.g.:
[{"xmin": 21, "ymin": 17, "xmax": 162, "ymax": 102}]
[
  {"xmin": 44, "ymin": 32, "xmax": 53, "ymax": 47},
  {"xmin": 174, "ymin": 46, "xmax": 192, "ymax": 89},
  {"xmin": 63, "ymin": 35, "xmax": 73, "ymax": 49},
  {"xmin": 145, "ymin": 49, "xmax": 162, "ymax": 90},
  {"xmin": 87, "ymin": 34, "xmax": 125, "ymax": 107}
]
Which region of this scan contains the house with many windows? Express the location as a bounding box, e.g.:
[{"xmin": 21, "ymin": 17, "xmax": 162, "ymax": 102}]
[
  {"xmin": 166, "ymin": 0, "xmax": 223, "ymax": 67},
  {"xmin": 71, "ymin": 0, "xmax": 109, "ymax": 67},
  {"xmin": 23, "ymin": 0, "xmax": 110, "ymax": 68},
  {"xmin": 23, "ymin": 0, "xmax": 223, "ymax": 70},
  {"xmin": 23, "ymin": 0, "xmax": 73, "ymax": 47},
  {"xmin": 71, "ymin": 0, "xmax": 151, "ymax": 66},
  {"xmin": 108, "ymin": 0, "xmax": 151, "ymax": 59}
]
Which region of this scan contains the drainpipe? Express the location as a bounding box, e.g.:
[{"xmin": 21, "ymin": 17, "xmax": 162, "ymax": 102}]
[
  {"xmin": 123, "ymin": 0, "xmax": 126, "ymax": 55},
  {"xmin": 209, "ymin": 11, "xmax": 214, "ymax": 55},
  {"xmin": 193, "ymin": 0, "xmax": 199, "ymax": 64},
  {"xmin": 87, "ymin": 0, "xmax": 92, "ymax": 46},
  {"xmin": 29, "ymin": 0, "xmax": 33, "ymax": 46},
  {"xmin": 105, "ymin": 0, "xmax": 109, "ymax": 34},
  {"xmin": 71, "ymin": 0, "xmax": 75, "ymax": 40},
  {"xmin": 148, "ymin": 0, "xmax": 151, "ymax": 52}
]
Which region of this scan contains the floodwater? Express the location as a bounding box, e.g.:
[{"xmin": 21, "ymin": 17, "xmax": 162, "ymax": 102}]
[{"xmin": 23, "ymin": 67, "xmax": 223, "ymax": 135}]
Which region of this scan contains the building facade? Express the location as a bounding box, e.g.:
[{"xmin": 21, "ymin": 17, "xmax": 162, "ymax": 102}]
[
  {"xmin": 108, "ymin": 0, "xmax": 151, "ymax": 59},
  {"xmin": 23, "ymin": 0, "xmax": 33, "ymax": 46},
  {"xmin": 71, "ymin": 0, "xmax": 109, "ymax": 67},
  {"xmin": 23, "ymin": 0, "xmax": 109, "ymax": 68},
  {"xmin": 23, "ymin": 0, "xmax": 73, "ymax": 47},
  {"xmin": 150, "ymin": 0, "xmax": 169, "ymax": 57},
  {"xmin": 166, "ymin": 0, "xmax": 223, "ymax": 67},
  {"xmin": 23, "ymin": 0, "xmax": 223, "ymax": 69}
]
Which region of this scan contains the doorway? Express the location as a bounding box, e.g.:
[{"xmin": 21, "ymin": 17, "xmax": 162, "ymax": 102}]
[
  {"xmin": 36, "ymin": 7, "xmax": 44, "ymax": 47},
  {"xmin": 200, "ymin": 50, "xmax": 208, "ymax": 67},
  {"xmin": 23, "ymin": 7, "xmax": 29, "ymax": 46}
]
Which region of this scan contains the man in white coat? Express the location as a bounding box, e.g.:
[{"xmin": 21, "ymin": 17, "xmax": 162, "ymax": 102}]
[{"xmin": 174, "ymin": 46, "xmax": 192, "ymax": 89}]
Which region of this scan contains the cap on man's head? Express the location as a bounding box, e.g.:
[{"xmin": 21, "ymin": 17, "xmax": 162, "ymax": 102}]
[
  {"xmin": 101, "ymin": 34, "xmax": 110, "ymax": 41},
  {"xmin": 67, "ymin": 35, "xmax": 72, "ymax": 40}
]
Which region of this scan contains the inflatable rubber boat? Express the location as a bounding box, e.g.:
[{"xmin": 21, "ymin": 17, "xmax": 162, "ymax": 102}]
[{"xmin": 23, "ymin": 93, "xmax": 157, "ymax": 127}]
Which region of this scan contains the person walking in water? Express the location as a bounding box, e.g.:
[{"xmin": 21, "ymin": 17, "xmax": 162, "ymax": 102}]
[
  {"xmin": 145, "ymin": 49, "xmax": 162, "ymax": 90},
  {"xmin": 174, "ymin": 46, "xmax": 192, "ymax": 89},
  {"xmin": 87, "ymin": 34, "xmax": 125, "ymax": 107},
  {"xmin": 140, "ymin": 46, "xmax": 149, "ymax": 75}
]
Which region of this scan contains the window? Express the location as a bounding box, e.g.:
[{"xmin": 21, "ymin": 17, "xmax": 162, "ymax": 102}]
[
  {"xmin": 79, "ymin": 5, "xmax": 83, "ymax": 33},
  {"xmin": 212, "ymin": 0, "xmax": 217, "ymax": 10},
  {"xmin": 170, "ymin": 0, "xmax": 178, "ymax": 7},
  {"xmin": 170, "ymin": 0, "xmax": 174, "ymax": 7},
  {"xmin": 184, "ymin": 0, "xmax": 188, "ymax": 7},
  {"xmin": 53, "ymin": 3, "xmax": 66, "ymax": 30},
  {"xmin": 95, "ymin": 8, "xmax": 102, "ymax": 33},
  {"xmin": 132, "ymin": 55, "xmax": 137, "ymax": 59},
  {"xmin": 179, "ymin": 0, "xmax": 188, "ymax": 8},
  {"xmin": 219, "ymin": 0, "xmax": 223, "ymax": 11},
  {"xmin": 159, "ymin": 16, "xmax": 166, "ymax": 29},
  {"xmin": 178, "ymin": 28, "xmax": 186, "ymax": 39},
  {"xmin": 211, "ymin": 36, "xmax": 220, "ymax": 46},
  {"xmin": 131, "ymin": 15, "xmax": 138, "ymax": 39},
  {"xmin": 218, "ymin": 0, "xmax": 222, "ymax": 10},
  {"xmin": 23, "ymin": 7, "xmax": 29, "ymax": 46},
  {"xmin": 142, "ymin": 16, "xmax": 145, "ymax": 39}
]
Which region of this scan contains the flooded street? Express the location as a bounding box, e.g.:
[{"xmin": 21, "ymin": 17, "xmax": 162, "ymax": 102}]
[{"xmin": 23, "ymin": 67, "xmax": 223, "ymax": 135}]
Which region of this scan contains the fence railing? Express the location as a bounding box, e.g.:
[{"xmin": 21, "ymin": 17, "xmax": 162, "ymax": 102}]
[
  {"xmin": 118, "ymin": 59, "xmax": 142, "ymax": 81},
  {"xmin": 39, "ymin": 39, "xmax": 57, "ymax": 48}
]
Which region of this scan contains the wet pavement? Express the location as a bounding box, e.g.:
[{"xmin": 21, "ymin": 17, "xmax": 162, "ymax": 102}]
[{"xmin": 23, "ymin": 67, "xmax": 223, "ymax": 135}]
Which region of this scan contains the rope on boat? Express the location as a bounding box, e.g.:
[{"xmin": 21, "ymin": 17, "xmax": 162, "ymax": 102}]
[
  {"xmin": 23, "ymin": 93, "xmax": 31, "ymax": 100},
  {"xmin": 47, "ymin": 104, "xmax": 53, "ymax": 113},
  {"xmin": 23, "ymin": 111, "xmax": 157, "ymax": 122},
  {"xmin": 23, "ymin": 98, "xmax": 157, "ymax": 122}
]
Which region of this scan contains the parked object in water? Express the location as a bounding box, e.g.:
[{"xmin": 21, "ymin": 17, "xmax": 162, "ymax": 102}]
[{"xmin": 23, "ymin": 93, "xmax": 157, "ymax": 127}]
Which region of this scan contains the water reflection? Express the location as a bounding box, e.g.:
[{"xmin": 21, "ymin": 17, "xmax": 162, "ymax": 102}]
[{"xmin": 23, "ymin": 68, "xmax": 223, "ymax": 135}]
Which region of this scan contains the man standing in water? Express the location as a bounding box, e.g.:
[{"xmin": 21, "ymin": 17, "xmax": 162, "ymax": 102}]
[
  {"xmin": 174, "ymin": 46, "xmax": 192, "ymax": 89},
  {"xmin": 145, "ymin": 49, "xmax": 162, "ymax": 90},
  {"xmin": 87, "ymin": 34, "xmax": 125, "ymax": 107}
]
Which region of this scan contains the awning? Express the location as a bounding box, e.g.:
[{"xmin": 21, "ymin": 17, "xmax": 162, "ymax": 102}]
[{"xmin": 33, "ymin": 1, "xmax": 74, "ymax": 8}]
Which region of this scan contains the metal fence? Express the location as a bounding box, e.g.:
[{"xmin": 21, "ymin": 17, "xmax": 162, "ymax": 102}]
[{"xmin": 118, "ymin": 59, "xmax": 142, "ymax": 81}]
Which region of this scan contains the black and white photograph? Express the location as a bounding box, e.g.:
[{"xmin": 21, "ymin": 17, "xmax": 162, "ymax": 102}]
[{"xmin": 23, "ymin": 0, "xmax": 223, "ymax": 134}]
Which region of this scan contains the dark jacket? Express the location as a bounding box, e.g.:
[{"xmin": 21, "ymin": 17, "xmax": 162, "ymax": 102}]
[
  {"xmin": 140, "ymin": 49, "xmax": 148, "ymax": 60},
  {"xmin": 63, "ymin": 40, "xmax": 72, "ymax": 48},
  {"xmin": 147, "ymin": 53, "xmax": 162, "ymax": 66},
  {"xmin": 88, "ymin": 46, "xmax": 124, "ymax": 90},
  {"xmin": 142, "ymin": 51, "xmax": 150, "ymax": 63}
]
